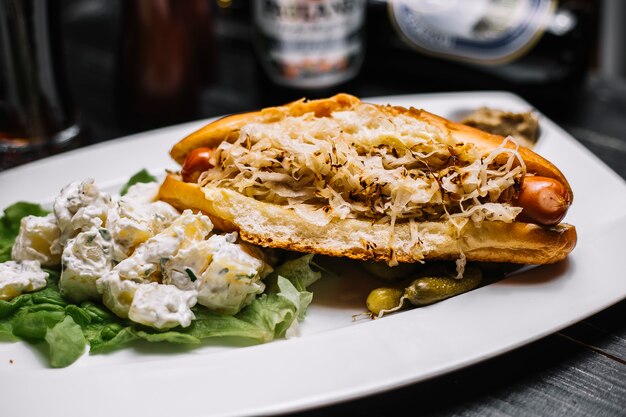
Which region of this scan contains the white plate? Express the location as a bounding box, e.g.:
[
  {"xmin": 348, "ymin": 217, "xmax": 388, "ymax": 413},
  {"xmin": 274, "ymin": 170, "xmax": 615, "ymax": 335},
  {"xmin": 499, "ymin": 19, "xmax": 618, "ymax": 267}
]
[{"xmin": 1, "ymin": 92, "xmax": 625, "ymax": 417}]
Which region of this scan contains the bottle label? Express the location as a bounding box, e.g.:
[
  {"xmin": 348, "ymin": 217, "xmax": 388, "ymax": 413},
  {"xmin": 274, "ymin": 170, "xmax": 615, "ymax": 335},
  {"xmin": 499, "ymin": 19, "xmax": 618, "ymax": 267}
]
[
  {"xmin": 254, "ymin": 0, "xmax": 366, "ymax": 88},
  {"xmin": 389, "ymin": 0, "xmax": 556, "ymax": 65}
]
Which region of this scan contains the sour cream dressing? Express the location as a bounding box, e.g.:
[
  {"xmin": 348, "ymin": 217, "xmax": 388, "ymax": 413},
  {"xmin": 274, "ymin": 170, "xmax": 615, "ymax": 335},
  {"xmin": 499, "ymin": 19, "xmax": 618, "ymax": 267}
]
[{"xmin": 0, "ymin": 260, "xmax": 48, "ymax": 301}]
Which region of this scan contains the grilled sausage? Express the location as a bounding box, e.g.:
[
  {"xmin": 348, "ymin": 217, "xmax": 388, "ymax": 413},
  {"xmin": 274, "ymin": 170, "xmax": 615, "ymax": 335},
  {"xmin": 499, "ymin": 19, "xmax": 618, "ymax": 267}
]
[
  {"xmin": 515, "ymin": 175, "xmax": 570, "ymax": 225},
  {"xmin": 181, "ymin": 147, "xmax": 214, "ymax": 183}
]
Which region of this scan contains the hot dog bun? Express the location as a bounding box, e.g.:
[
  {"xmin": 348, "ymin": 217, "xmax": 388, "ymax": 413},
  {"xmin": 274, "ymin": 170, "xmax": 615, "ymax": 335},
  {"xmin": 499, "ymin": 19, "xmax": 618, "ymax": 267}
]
[
  {"xmin": 160, "ymin": 94, "xmax": 576, "ymax": 265},
  {"xmin": 160, "ymin": 173, "xmax": 576, "ymax": 264}
]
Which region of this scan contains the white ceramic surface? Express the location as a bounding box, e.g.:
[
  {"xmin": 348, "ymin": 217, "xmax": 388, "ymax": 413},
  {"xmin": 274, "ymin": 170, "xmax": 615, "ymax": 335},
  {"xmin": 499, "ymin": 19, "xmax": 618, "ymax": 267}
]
[{"xmin": 1, "ymin": 92, "xmax": 625, "ymax": 417}]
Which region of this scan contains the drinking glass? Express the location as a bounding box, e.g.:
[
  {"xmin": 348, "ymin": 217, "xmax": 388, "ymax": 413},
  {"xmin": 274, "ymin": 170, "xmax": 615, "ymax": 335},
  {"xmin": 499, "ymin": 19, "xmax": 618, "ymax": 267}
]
[{"xmin": 0, "ymin": 0, "xmax": 81, "ymax": 166}]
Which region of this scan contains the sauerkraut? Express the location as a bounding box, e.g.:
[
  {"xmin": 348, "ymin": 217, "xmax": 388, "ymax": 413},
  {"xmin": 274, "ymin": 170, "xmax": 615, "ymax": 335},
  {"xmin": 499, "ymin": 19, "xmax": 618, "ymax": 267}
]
[{"xmin": 199, "ymin": 105, "xmax": 526, "ymax": 229}]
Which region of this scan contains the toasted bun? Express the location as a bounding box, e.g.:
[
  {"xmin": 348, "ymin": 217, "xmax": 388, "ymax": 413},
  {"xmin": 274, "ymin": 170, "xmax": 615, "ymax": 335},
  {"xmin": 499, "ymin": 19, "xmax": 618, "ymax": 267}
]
[
  {"xmin": 161, "ymin": 94, "xmax": 576, "ymax": 264},
  {"xmin": 171, "ymin": 94, "xmax": 362, "ymax": 165},
  {"xmin": 160, "ymin": 174, "xmax": 576, "ymax": 264}
]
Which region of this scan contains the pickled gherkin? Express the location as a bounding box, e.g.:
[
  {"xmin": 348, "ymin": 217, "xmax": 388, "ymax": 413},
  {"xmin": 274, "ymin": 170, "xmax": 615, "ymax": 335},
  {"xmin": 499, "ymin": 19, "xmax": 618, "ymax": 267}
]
[
  {"xmin": 404, "ymin": 267, "xmax": 482, "ymax": 307},
  {"xmin": 366, "ymin": 287, "xmax": 404, "ymax": 316},
  {"xmin": 366, "ymin": 266, "xmax": 483, "ymax": 317}
]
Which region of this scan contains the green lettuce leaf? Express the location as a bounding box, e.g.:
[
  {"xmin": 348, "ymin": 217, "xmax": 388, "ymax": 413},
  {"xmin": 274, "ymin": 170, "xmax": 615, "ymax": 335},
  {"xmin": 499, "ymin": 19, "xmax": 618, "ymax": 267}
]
[
  {"xmin": 134, "ymin": 329, "xmax": 200, "ymax": 344},
  {"xmin": 184, "ymin": 309, "xmax": 270, "ymax": 342},
  {"xmin": 237, "ymin": 276, "xmax": 306, "ymax": 340},
  {"xmin": 267, "ymin": 254, "xmax": 322, "ymax": 292},
  {"xmin": 84, "ymin": 323, "xmax": 137, "ymax": 353},
  {"xmin": 3, "ymin": 270, "xmax": 318, "ymax": 365},
  {"xmin": 32, "ymin": 272, "xmax": 66, "ymax": 307},
  {"xmin": 0, "ymin": 319, "xmax": 14, "ymax": 338},
  {"xmin": 11, "ymin": 309, "xmax": 66, "ymax": 340},
  {"xmin": 0, "ymin": 294, "xmax": 32, "ymax": 318},
  {"xmin": 264, "ymin": 254, "xmax": 320, "ymax": 321},
  {"xmin": 119, "ymin": 169, "xmax": 157, "ymax": 196},
  {"xmin": 280, "ymin": 275, "xmax": 314, "ymax": 321},
  {"xmin": 79, "ymin": 301, "xmax": 118, "ymax": 324},
  {"xmin": 45, "ymin": 316, "xmax": 87, "ymax": 368},
  {"xmin": 85, "ymin": 324, "xmax": 203, "ymax": 352},
  {"xmin": 65, "ymin": 305, "xmax": 94, "ymax": 327}
]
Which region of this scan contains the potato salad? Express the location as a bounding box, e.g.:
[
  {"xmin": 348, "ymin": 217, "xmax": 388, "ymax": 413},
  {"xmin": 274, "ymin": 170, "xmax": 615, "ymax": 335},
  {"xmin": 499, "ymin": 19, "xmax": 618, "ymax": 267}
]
[
  {"xmin": 9, "ymin": 178, "xmax": 272, "ymax": 329},
  {"xmin": 0, "ymin": 172, "xmax": 321, "ymax": 367}
]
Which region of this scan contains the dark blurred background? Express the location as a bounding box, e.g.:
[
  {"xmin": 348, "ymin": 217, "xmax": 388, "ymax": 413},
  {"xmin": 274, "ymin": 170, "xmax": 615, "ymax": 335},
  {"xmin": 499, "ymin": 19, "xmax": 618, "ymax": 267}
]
[{"xmin": 2, "ymin": 0, "xmax": 625, "ymax": 172}]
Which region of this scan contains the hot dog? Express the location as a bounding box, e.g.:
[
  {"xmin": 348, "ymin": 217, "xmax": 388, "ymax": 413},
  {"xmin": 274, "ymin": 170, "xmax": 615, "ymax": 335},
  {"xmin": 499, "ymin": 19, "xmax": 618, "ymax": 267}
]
[
  {"xmin": 181, "ymin": 147, "xmax": 215, "ymax": 183},
  {"xmin": 159, "ymin": 94, "xmax": 576, "ymax": 266},
  {"xmin": 515, "ymin": 176, "xmax": 570, "ymax": 225}
]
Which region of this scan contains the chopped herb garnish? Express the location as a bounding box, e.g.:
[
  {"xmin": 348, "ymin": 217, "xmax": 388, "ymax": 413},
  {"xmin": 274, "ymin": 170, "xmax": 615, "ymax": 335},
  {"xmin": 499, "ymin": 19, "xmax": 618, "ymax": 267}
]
[
  {"xmin": 186, "ymin": 268, "xmax": 198, "ymax": 282},
  {"xmin": 98, "ymin": 228, "xmax": 111, "ymax": 241}
]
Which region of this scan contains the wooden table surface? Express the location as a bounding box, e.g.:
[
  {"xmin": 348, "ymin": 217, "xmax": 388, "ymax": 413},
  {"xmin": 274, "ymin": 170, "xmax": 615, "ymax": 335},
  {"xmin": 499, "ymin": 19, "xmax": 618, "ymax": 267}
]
[{"xmin": 3, "ymin": 2, "xmax": 625, "ymax": 415}]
